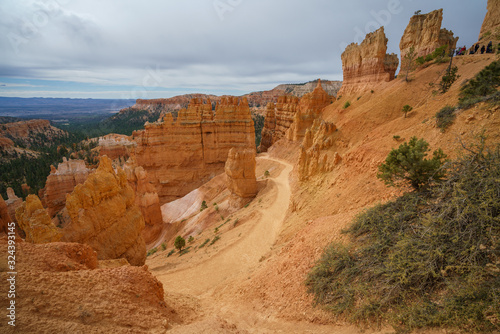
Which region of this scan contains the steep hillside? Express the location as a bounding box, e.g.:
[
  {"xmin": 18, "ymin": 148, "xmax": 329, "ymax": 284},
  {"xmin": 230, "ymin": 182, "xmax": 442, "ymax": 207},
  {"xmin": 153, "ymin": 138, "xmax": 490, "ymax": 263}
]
[{"xmin": 243, "ymin": 53, "xmax": 500, "ymax": 326}]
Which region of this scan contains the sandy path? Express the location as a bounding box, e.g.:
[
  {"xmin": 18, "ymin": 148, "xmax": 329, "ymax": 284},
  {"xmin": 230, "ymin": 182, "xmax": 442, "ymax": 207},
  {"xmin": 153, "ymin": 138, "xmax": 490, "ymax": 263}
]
[{"xmin": 154, "ymin": 155, "xmax": 293, "ymax": 296}]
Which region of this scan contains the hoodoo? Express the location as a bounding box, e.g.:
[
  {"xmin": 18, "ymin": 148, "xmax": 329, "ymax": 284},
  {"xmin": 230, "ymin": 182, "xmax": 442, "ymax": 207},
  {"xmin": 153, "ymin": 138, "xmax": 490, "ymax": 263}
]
[
  {"xmin": 64, "ymin": 156, "xmax": 147, "ymax": 266},
  {"xmin": 338, "ymin": 27, "xmax": 399, "ymax": 95},
  {"xmin": 400, "ymin": 9, "xmax": 458, "ymax": 68}
]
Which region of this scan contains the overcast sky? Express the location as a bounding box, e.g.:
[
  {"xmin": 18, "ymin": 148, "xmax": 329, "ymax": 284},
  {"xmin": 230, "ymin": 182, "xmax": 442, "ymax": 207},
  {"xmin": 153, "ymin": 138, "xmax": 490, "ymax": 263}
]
[{"xmin": 0, "ymin": 0, "xmax": 488, "ymax": 99}]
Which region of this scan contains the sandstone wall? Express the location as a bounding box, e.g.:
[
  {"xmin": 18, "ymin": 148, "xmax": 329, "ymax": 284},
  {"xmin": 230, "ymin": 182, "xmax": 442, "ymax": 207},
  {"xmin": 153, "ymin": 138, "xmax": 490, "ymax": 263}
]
[
  {"xmin": 0, "ymin": 195, "xmax": 11, "ymax": 234},
  {"xmin": 99, "ymin": 134, "xmax": 137, "ymax": 162},
  {"xmin": 339, "ymin": 27, "xmax": 399, "ymax": 96},
  {"xmin": 287, "ymin": 81, "xmax": 332, "ymax": 142},
  {"xmin": 124, "ymin": 158, "xmax": 163, "ymax": 245},
  {"xmin": 259, "ymin": 102, "xmax": 276, "ymax": 152},
  {"xmin": 400, "ymin": 9, "xmax": 458, "ymax": 69},
  {"xmin": 133, "ymin": 97, "xmax": 255, "ymax": 204},
  {"xmin": 39, "ymin": 158, "xmax": 90, "ymax": 217},
  {"xmin": 298, "ymin": 119, "xmax": 341, "ymax": 181},
  {"xmin": 259, "ymin": 96, "xmax": 302, "ymax": 152},
  {"xmin": 5, "ymin": 187, "xmax": 22, "ymax": 223}
]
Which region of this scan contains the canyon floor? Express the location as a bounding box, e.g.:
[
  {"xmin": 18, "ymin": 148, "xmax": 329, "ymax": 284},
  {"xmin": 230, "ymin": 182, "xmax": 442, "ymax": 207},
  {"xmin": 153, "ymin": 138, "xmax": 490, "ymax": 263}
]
[{"xmin": 147, "ymin": 155, "xmax": 391, "ymax": 333}]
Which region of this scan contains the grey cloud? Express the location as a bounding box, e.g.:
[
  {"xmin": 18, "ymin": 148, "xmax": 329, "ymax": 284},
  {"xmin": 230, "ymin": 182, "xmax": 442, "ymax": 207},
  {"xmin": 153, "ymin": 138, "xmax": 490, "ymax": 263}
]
[{"xmin": 0, "ymin": 0, "xmax": 489, "ymax": 97}]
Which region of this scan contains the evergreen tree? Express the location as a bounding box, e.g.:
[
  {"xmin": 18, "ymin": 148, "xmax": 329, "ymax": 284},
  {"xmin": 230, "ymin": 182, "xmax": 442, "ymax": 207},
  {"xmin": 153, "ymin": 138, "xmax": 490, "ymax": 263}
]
[{"xmin": 377, "ymin": 137, "xmax": 448, "ymax": 190}]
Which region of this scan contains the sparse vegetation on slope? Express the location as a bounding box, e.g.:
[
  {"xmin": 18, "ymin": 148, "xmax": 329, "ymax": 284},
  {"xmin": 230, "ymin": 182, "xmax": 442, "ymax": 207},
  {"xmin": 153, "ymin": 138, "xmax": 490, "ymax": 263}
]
[
  {"xmin": 435, "ymin": 105, "xmax": 457, "ymax": 131},
  {"xmin": 459, "ymin": 61, "xmax": 500, "ymax": 109},
  {"xmin": 307, "ymin": 138, "xmax": 500, "ymax": 333}
]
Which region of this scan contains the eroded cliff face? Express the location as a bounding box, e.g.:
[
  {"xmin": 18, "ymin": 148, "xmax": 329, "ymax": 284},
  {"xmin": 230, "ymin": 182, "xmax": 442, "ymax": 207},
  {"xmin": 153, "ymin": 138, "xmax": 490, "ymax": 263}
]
[
  {"xmin": 259, "ymin": 96, "xmax": 301, "ymax": 152},
  {"xmin": 135, "ymin": 94, "xmax": 217, "ymax": 115},
  {"xmin": 133, "ymin": 97, "xmax": 255, "ymax": 204},
  {"xmin": 0, "ymin": 195, "xmax": 11, "ymax": 234},
  {"xmin": 5, "ymin": 187, "xmax": 23, "ymax": 223},
  {"xmin": 479, "ymin": 0, "xmax": 500, "ymax": 44},
  {"xmin": 16, "ymin": 194, "xmax": 62, "ymax": 243},
  {"xmin": 124, "ymin": 158, "xmax": 163, "ymax": 245},
  {"xmin": 39, "ymin": 158, "xmax": 90, "ymax": 217},
  {"xmin": 259, "ymin": 102, "xmax": 277, "ymax": 152},
  {"xmin": 339, "ymin": 27, "xmax": 399, "ymax": 96},
  {"xmin": 287, "ymin": 81, "xmax": 332, "ymax": 142},
  {"xmin": 400, "ymin": 9, "xmax": 458, "ymax": 68},
  {"xmin": 99, "ymin": 134, "xmax": 137, "ymax": 162},
  {"xmin": 298, "ymin": 119, "xmax": 341, "ymax": 181},
  {"xmin": 63, "ymin": 156, "xmax": 146, "ymax": 266}
]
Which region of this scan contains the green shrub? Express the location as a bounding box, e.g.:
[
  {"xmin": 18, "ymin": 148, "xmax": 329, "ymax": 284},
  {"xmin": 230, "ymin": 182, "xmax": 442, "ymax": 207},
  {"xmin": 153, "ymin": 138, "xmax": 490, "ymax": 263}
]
[
  {"xmin": 179, "ymin": 246, "xmax": 191, "ymax": 256},
  {"xmin": 393, "ymin": 135, "xmax": 401, "ymax": 141},
  {"xmin": 161, "ymin": 242, "xmax": 166, "ymax": 251},
  {"xmin": 147, "ymin": 247, "xmax": 158, "ymax": 257},
  {"xmin": 209, "ymin": 235, "xmax": 220, "ymax": 246},
  {"xmin": 198, "ymin": 238, "xmax": 210, "ymax": 248},
  {"xmin": 167, "ymin": 249, "xmax": 175, "ymax": 257},
  {"xmin": 435, "ymin": 105, "xmax": 456, "ymax": 131},
  {"xmin": 264, "ymin": 170, "xmax": 270, "ymax": 178},
  {"xmin": 307, "ymin": 139, "xmax": 500, "ymax": 332},
  {"xmin": 377, "ymin": 137, "xmax": 448, "ymax": 190},
  {"xmin": 343, "ymin": 101, "xmax": 351, "ymax": 109},
  {"xmin": 174, "ymin": 236, "xmax": 186, "ymax": 251},
  {"xmin": 459, "ymin": 61, "xmax": 500, "ymax": 109},
  {"xmin": 200, "ymin": 200, "xmax": 208, "ymax": 212},
  {"xmin": 401, "ymin": 104, "xmax": 413, "ymax": 118},
  {"xmin": 188, "ymin": 236, "xmax": 194, "ymax": 243}
]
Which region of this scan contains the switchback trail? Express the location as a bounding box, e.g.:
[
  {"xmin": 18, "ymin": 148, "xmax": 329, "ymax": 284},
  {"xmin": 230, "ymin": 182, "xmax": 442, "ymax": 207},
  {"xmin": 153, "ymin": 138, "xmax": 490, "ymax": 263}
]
[{"xmin": 153, "ymin": 155, "xmax": 293, "ymax": 296}]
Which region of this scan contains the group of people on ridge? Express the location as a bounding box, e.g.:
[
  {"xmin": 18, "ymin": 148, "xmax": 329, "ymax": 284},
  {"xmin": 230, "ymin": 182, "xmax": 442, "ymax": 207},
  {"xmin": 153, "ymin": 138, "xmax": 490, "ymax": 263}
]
[{"xmin": 463, "ymin": 41, "xmax": 497, "ymax": 55}]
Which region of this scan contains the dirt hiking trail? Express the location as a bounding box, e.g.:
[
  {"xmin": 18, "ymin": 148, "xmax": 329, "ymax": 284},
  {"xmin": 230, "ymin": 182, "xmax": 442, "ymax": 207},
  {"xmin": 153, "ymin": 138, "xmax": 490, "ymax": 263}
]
[{"xmin": 149, "ymin": 155, "xmax": 390, "ymax": 333}]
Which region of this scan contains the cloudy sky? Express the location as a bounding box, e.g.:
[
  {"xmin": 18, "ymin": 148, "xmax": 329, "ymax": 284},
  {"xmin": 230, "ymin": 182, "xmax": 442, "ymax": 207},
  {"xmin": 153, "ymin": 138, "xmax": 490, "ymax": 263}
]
[{"xmin": 0, "ymin": 0, "xmax": 488, "ymax": 99}]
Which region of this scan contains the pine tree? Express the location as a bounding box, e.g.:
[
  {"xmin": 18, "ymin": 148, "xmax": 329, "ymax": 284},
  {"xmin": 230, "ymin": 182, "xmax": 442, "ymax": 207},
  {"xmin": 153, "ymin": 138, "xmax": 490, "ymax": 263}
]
[{"xmin": 377, "ymin": 137, "xmax": 448, "ymax": 190}]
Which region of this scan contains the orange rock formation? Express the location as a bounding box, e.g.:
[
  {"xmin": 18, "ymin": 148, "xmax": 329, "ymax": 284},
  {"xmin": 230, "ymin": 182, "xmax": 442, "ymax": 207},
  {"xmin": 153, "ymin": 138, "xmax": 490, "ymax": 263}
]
[
  {"xmin": 259, "ymin": 102, "xmax": 277, "ymax": 152},
  {"xmin": 63, "ymin": 156, "xmax": 146, "ymax": 266},
  {"xmin": 225, "ymin": 148, "xmax": 258, "ymax": 199},
  {"xmin": 298, "ymin": 119, "xmax": 339, "ymax": 181},
  {"xmin": 39, "ymin": 158, "xmax": 90, "ymax": 217},
  {"xmin": 98, "ymin": 134, "xmax": 137, "ymax": 161},
  {"xmin": 0, "ymin": 195, "xmax": 11, "ymax": 234},
  {"xmin": 15, "ymin": 194, "xmax": 62, "ymax": 243},
  {"xmin": 287, "ymin": 81, "xmax": 333, "ymax": 142},
  {"xmin": 479, "ymin": 0, "xmax": 500, "ymax": 44},
  {"xmin": 400, "ymin": 9, "xmax": 458, "ymax": 68},
  {"xmin": 259, "ymin": 96, "xmax": 301, "ymax": 152},
  {"xmin": 339, "ymin": 27, "xmax": 399, "ymax": 96},
  {"xmin": 5, "ymin": 187, "xmax": 22, "ymax": 224},
  {"xmin": 124, "ymin": 158, "xmax": 163, "ymax": 245},
  {"xmin": 133, "ymin": 97, "xmax": 255, "ymax": 204}
]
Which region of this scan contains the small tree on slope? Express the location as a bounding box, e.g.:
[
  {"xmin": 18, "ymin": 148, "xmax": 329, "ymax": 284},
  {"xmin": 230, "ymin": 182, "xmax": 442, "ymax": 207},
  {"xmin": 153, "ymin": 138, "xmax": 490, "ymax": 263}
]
[
  {"xmin": 377, "ymin": 137, "xmax": 448, "ymax": 190},
  {"xmin": 174, "ymin": 236, "xmax": 186, "ymax": 252}
]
